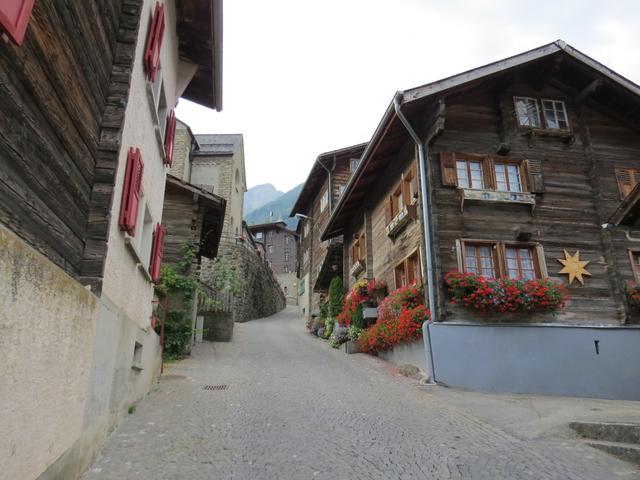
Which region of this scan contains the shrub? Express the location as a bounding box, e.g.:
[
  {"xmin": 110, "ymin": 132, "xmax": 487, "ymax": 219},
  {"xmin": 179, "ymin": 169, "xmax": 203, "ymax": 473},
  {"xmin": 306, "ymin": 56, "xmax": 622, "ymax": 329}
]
[
  {"xmin": 323, "ymin": 317, "xmax": 335, "ymax": 339},
  {"xmin": 328, "ymin": 277, "xmax": 345, "ymax": 317},
  {"xmin": 444, "ymin": 271, "xmax": 568, "ymax": 314},
  {"xmin": 161, "ymin": 310, "xmax": 192, "ymax": 359}
]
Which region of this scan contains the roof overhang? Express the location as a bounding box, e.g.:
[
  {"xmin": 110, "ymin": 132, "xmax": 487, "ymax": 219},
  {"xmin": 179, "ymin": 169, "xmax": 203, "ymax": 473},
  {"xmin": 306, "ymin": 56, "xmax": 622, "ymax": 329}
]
[
  {"xmin": 609, "ymin": 183, "xmax": 640, "ymax": 227},
  {"xmin": 166, "ymin": 174, "xmax": 226, "ymax": 258},
  {"xmin": 176, "ymin": 0, "xmax": 223, "ymax": 111},
  {"xmin": 322, "ymin": 40, "xmax": 640, "ymax": 240},
  {"xmin": 290, "ymin": 142, "xmax": 368, "ymax": 217}
]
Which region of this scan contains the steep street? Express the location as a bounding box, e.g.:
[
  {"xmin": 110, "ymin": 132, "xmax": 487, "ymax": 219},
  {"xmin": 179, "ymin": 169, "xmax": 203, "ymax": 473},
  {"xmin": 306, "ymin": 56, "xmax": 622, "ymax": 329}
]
[{"xmin": 80, "ymin": 307, "xmax": 639, "ymax": 479}]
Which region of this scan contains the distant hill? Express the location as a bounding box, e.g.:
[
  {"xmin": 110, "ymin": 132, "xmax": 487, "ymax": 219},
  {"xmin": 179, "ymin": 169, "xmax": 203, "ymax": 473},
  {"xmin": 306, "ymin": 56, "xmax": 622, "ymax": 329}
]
[
  {"xmin": 245, "ymin": 183, "xmax": 303, "ymax": 230},
  {"xmin": 244, "ymin": 183, "xmax": 284, "ymax": 215}
]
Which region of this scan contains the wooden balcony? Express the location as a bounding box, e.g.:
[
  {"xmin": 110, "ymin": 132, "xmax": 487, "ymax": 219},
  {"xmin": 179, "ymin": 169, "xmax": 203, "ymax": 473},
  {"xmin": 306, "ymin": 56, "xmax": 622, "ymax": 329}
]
[
  {"xmin": 386, "ymin": 203, "xmax": 418, "ymax": 238},
  {"xmin": 458, "ymin": 188, "xmax": 536, "ymax": 213}
]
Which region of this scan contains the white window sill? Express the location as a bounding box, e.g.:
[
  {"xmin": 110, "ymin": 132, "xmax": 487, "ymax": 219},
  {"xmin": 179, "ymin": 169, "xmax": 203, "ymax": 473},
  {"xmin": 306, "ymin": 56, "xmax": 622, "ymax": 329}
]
[
  {"xmin": 386, "ymin": 202, "xmax": 418, "ymax": 238},
  {"xmin": 124, "ymin": 234, "xmax": 153, "ymax": 282}
]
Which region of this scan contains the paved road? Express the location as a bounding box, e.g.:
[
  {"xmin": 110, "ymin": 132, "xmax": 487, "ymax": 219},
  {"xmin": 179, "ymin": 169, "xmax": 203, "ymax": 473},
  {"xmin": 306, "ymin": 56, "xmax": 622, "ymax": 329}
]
[{"xmin": 83, "ymin": 307, "xmax": 640, "ymax": 479}]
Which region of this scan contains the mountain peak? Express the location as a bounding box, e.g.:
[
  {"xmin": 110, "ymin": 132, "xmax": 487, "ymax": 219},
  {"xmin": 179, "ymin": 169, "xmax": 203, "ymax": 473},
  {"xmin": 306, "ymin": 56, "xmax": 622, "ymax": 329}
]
[{"xmin": 244, "ymin": 184, "xmax": 284, "ymax": 215}]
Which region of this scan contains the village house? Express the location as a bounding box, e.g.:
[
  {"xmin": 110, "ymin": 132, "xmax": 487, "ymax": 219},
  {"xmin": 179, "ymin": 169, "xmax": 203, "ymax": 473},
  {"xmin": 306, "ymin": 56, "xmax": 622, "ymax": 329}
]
[
  {"xmin": 169, "ymin": 126, "xmax": 285, "ymax": 337},
  {"xmin": 248, "ymin": 220, "xmax": 299, "ymax": 304},
  {"xmin": 322, "ymin": 40, "xmax": 640, "ymax": 400},
  {"xmin": 0, "ymin": 1, "xmax": 222, "ymax": 478},
  {"xmin": 291, "ymin": 143, "xmax": 367, "ymax": 320}
]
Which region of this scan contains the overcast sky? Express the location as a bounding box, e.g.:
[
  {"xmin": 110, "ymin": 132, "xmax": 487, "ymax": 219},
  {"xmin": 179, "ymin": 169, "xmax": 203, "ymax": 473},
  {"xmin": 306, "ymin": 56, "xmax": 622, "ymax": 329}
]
[{"xmin": 176, "ymin": 0, "xmax": 640, "ymax": 193}]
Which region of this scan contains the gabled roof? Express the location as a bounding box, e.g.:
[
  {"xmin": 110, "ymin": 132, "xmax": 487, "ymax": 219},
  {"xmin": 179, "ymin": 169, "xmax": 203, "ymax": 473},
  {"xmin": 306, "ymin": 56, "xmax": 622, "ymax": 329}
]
[
  {"xmin": 322, "ymin": 40, "xmax": 640, "ymax": 239},
  {"xmin": 290, "ymin": 142, "xmax": 367, "ymax": 217},
  {"xmin": 247, "ymin": 220, "xmax": 297, "ymax": 236},
  {"xmin": 194, "ymin": 133, "xmax": 243, "ymax": 155},
  {"xmin": 176, "ymin": 0, "xmax": 223, "ymax": 111}
]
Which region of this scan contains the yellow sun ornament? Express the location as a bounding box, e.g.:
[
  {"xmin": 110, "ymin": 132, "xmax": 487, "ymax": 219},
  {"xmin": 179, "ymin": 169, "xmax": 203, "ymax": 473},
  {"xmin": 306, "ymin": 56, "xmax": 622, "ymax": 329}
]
[{"xmin": 557, "ymin": 250, "xmax": 591, "ymax": 285}]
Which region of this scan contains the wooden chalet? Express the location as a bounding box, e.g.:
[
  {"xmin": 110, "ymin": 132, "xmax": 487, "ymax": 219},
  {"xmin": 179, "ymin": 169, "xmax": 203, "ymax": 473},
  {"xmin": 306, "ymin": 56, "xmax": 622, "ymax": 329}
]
[
  {"xmin": 322, "ymin": 40, "xmax": 640, "ymax": 326},
  {"xmin": 163, "ymin": 174, "xmax": 226, "ymax": 265},
  {"xmin": 291, "ymin": 143, "xmax": 367, "ymax": 318}
]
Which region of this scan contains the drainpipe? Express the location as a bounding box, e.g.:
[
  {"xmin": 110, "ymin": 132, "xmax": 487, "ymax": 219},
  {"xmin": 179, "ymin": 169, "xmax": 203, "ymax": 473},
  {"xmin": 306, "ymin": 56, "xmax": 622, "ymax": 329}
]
[{"xmin": 393, "ymin": 93, "xmax": 444, "ymax": 383}]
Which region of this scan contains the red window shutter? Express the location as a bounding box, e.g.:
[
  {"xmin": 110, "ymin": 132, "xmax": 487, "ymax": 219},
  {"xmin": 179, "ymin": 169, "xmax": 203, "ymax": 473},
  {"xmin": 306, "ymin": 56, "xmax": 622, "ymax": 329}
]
[
  {"xmin": 0, "ymin": 0, "xmax": 35, "ymax": 45},
  {"xmin": 149, "ymin": 223, "xmax": 165, "ymax": 283},
  {"xmin": 118, "ymin": 148, "xmax": 144, "ymax": 236},
  {"xmin": 164, "ymin": 110, "xmax": 176, "ymax": 166},
  {"xmin": 143, "ymin": 2, "xmax": 165, "ymax": 82}
]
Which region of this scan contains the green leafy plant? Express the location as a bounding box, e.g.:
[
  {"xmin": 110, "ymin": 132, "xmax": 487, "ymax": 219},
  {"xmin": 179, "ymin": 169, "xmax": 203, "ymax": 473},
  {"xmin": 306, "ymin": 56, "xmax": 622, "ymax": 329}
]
[
  {"xmin": 328, "ymin": 277, "xmax": 345, "ymax": 318},
  {"xmin": 323, "ymin": 316, "xmax": 335, "ymax": 339}
]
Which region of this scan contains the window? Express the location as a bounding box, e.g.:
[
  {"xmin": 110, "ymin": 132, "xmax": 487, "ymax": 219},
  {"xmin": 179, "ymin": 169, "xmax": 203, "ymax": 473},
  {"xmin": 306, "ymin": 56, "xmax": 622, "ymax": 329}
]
[
  {"xmin": 285, "ymin": 235, "xmax": 290, "ymax": 245},
  {"xmin": 320, "ymin": 189, "xmax": 329, "ymax": 212},
  {"xmin": 303, "ymin": 250, "xmax": 309, "ymax": 265},
  {"xmin": 441, "ymin": 153, "xmax": 533, "ymax": 193},
  {"xmin": 394, "ymin": 250, "xmax": 421, "ymax": 288},
  {"xmin": 514, "ymin": 96, "xmax": 569, "ymax": 130},
  {"xmin": 284, "ymin": 286, "xmax": 288, "ymax": 294},
  {"xmin": 284, "ymin": 265, "xmax": 290, "ymax": 273},
  {"xmin": 303, "ymin": 221, "xmax": 310, "ymax": 237},
  {"xmin": 514, "ymin": 96, "xmax": 541, "ymax": 128},
  {"xmin": 386, "ymin": 164, "xmax": 418, "ymax": 224},
  {"xmin": 541, "ymin": 100, "xmax": 569, "ymax": 129},
  {"xmin": 338, "ymin": 184, "xmax": 346, "ymax": 196},
  {"xmin": 494, "ymin": 162, "xmax": 522, "ymax": 192},
  {"xmin": 505, "ymin": 246, "xmax": 536, "ymax": 280},
  {"xmin": 284, "ymin": 253, "xmax": 289, "ymax": 261},
  {"xmin": 629, "ymin": 251, "xmax": 640, "ymax": 282},
  {"xmin": 164, "ymin": 110, "xmax": 176, "ymax": 166},
  {"xmin": 457, "ymin": 240, "xmax": 546, "ymax": 280},
  {"xmin": 615, "ymin": 168, "xmax": 640, "ymax": 199},
  {"xmin": 148, "ymin": 223, "xmax": 165, "ymax": 283},
  {"xmin": 268, "ymin": 245, "xmax": 274, "ymax": 254},
  {"xmin": 456, "ymin": 159, "xmax": 484, "ymax": 190},
  {"xmin": 350, "ymin": 158, "xmax": 360, "ymax": 172},
  {"xmin": 255, "ymin": 231, "xmax": 263, "ymax": 240},
  {"xmin": 463, "ymin": 243, "xmax": 497, "ymax": 278}
]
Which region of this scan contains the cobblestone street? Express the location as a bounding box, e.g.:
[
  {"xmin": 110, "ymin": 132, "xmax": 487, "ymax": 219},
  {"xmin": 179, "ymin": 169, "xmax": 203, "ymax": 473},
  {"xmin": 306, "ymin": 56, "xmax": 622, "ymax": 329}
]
[{"xmin": 82, "ymin": 307, "xmax": 640, "ymax": 479}]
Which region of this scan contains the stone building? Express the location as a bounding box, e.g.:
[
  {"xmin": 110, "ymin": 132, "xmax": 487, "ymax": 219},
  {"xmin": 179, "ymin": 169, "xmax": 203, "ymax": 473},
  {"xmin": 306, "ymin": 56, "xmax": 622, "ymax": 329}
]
[
  {"xmin": 0, "ymin": 1, "xmax": 223, "ymax": 478},
  {"xmin": 291, "ymin": 143, "xmax": 367, "ymax": 320},
  {"xmin": 169, "ymin": 128, "xmax": 285, "ymax": 335},
  {"xmin": 248, "ymin": 221, "xmax": 299, "ymax": 305}
]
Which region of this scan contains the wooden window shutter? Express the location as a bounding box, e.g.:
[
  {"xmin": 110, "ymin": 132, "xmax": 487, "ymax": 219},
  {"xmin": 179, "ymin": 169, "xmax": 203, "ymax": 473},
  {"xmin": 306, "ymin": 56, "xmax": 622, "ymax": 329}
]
[
  {"xmin": 525, "ymin": 159, "xmax": 544, "ymax": 193},
  {"xmin": 482, "ymin": 156, "xmax": 495, "ymax": 190},
  {"xmin": 385, "ymin": 196, "xmax": 393, "ymax": 225},
  {"xmin": 401, "ymin": 175, "xmax": 411, "ymax": 207},
  {"xmin": 149, "ymin": 223, "xmax": 165, "ymax": 283},
  {"xmin": 164, "ymin": 110, "xmax": 176, "ymax": 166},
  {"xmin": 144, "ymin": 2, "xmax": 165, "ymax": 82},
  {"xmin": 615, "ymin": 168, "xmax": 637, "ymax": 199},
  {"xmin": 359, "ymin": 234, "xmax": 366, "ymax": 260},
  {"xmin": 119, "ymin": 148, "xmax": 144, "ymax": 236},
  {"xmin": 440, "ymin": 152, "xmax": 458, "ymax": 187},
  {"xmin": 0, "ymin": 0, "xmax": 35, "ymax": 45}
]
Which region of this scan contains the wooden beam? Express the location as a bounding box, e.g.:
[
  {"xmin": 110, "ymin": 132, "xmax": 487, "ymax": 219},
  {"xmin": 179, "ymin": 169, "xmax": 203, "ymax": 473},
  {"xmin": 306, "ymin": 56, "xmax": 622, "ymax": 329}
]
[{"xmin": 575, "ymin": 78, "xmax": 603, "ymax": 104}]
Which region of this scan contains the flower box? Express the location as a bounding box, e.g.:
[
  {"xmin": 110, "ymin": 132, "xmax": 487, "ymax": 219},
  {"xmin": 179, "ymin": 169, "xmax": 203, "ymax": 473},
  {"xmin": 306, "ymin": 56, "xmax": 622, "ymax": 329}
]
[
  {"xmin": 350, "ymin": 259, "xmax": 365, "ymax": 277},
  {"xmin": 386, "ymin": 203, "xmax": 417, "ymax": 238}
]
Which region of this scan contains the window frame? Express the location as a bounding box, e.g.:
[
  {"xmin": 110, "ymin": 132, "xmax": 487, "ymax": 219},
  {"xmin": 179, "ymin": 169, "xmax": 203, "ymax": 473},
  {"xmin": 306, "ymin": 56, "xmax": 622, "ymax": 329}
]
[
  {"xmin": 541, "ymin": 98, "xmax": 570, "ymax": 130},
  {"xmin": 394, "ymin": 249, "xmax": 422, "ymax": 289},
  {"xmin": 456, "ymin": 239, "xmax": 547, "ymax": 280},
  {"xmin": 513, "ymin": 96, "xmax": 570, "ymax": 131},
  {"xmin": 615, "ymin": 168, "xmax": 640, "ymax": 199},
  {"xmin": 492, "ymin": 158, "xmax": 526, "ymax": 193}
]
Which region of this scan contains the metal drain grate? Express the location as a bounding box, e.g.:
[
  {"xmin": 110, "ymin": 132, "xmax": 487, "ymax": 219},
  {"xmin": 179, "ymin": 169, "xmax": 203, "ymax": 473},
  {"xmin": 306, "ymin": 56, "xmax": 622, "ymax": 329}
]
[{"xmin": 203, "ymin": 384, "xmax": 228, "ymax": 391}]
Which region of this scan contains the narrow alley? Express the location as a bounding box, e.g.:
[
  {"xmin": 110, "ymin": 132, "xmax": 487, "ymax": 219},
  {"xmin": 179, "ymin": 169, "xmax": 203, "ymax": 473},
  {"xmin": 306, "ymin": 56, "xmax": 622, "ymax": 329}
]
[{"xmin": 82, "ymin": 308, "xmax": 639, "ymax": 480}]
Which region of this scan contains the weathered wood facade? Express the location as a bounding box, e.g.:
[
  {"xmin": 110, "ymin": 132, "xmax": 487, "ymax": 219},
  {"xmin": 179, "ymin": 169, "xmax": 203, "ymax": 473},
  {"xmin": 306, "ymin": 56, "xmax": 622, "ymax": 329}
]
[
  {"xmin": 0, "ymin": 0, "xmax": 134, "ymax": 277},
  {"xmin": 323, "ymin": 41, "xmax": 640, "ymax": 326},
  {"xmin": 291, "ymin": 143, "xmax": 367, "ymax": 317},
  {"xmin": 162, "ymin": 175, "xmax": 226, "ymax": 265}
]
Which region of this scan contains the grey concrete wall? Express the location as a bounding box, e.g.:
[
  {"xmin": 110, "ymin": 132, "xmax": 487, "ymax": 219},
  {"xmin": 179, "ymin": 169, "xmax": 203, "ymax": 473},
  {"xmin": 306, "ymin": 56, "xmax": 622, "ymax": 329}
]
[
  {"xmin": 429, "ymin": 323, "xmax": 640, "ymax": 400},
  {"xmin": 378, "ymin": 340, "xmax": 427, "ymax": 372}
]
